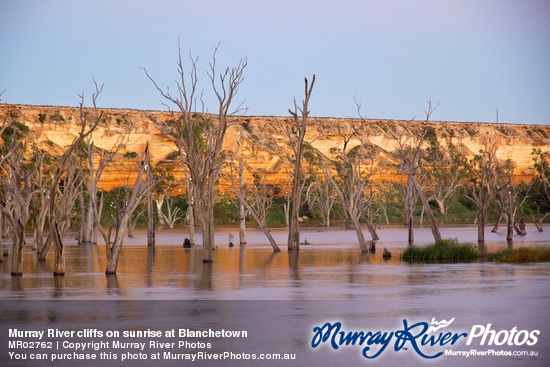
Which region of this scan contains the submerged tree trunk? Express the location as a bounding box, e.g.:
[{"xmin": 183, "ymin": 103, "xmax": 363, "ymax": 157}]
[
  {"xmin": 93, "ymin": 193, "xmax": 103, "ymax": 244},
  {"xmin": 201, "ymin": 204, "xmax": 215, "ymax": 262},
  {"xmin": 11, "ymin": 222, "xmax": 25, "ymax": 275},
  {"xmin": 53, "ymin": 222, "xmax": 65, "ymax": 276},
  {"xmin": 105, "ymin": 217, "xmax": 130, "ymax": 274},
  {"xmin": 492, "ymin": 211, "xmax": 503, "ymax": 232},
  {"xmin": 409, "ymin": 173, "xmax": 442, "ymax": 243},
  {"xmin": 146, "ymin": 148, "xmax": 155, "ymax": 246},
  {"xmin": 507, "ymin": 217, "xmax": 514, "ymax": 241},
  {"xmin": 188, "ymin": 205, "xmax": 195, "ymax": 245},
  {"xmin": 38, "ymin": 233, "xmax": 53, "ymax": 261},
  {"xmin": 408, "ymin": 215, "xmax": 414, "ymax": 246},
  {"xmin": 477, "ymin": 209, "xmax": 486, "ymax": 253},
  {"xmin": 239, "ymin": 202, "xmax": 247, "ymax": 245},
  {"xmin": 352, "ymin": 216, "xmax": 368, "ymax": 252}
]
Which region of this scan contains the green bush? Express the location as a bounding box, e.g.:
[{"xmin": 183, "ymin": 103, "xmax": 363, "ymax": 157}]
[{"xmin": 402, "ymin": 238, "xmax": 479, "ymax": 261}]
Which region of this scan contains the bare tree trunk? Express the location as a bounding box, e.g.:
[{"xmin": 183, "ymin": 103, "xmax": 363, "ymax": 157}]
[
  {"xmin": 33, "ymin": 210, "xmax": 47, "ymax": 251},
  {"xmin": 239, "ymin": 201, "xmax": 247, "ymax": 245},
  {"xmin": 506, "ymin": 215, "xmax": 514, "ymax": 241},
  {"xmin": 202, "ymin": 203, "xmax": 215, "ymax": 262},
  {"xmin": 283, "ymin": 202, "xmax": 290, "ymax": 227},
  {"xmin": 82, "ymin": 196, "xmax": 94, "ymax": 244},
  {"xmin": 477, "ymin": 208, "xmax": 486, "ymax": 253},
  {"xmin": 38, "ymin": 233, "xmax": 53, "ymax": 261},
  {"xmin": 11, "ymin": 221, "xmax": 25, "ymax": 275},
  {"xmin": 492, "ymin": 211, "xmax": 503, "ymax": 232},
  {"xmin": 146, "ymin": 147, "xmax": 155, "ymax": 246},
  {"xmin": 105, "ymin": 217, "xmax": 130, "ymax": 274},
  {"xmin": 352, "ymin": 216, "xmax": 368, "ymax": 252},
  {"xmin": 78, "ymin": 192, "xmax": 85, "ymax": 245},
  {"xmin": 239, "ymin": 198, "xmax": 280, "ymax": 252},
  {"xmin": 409, "ymin": 174, "xmax": 442, "ymax": 243},
  {"xmin": 324, "ymin": 206, "xmax": 331, "ymax": 228},
  {"xmin": 435, "ymin": 198, "xmax": 447, "ymax": 215},
  {"xmin": 408, "ymin": 215, "xmax": 414, "ymax": 246},
  {"xmin": 287, "ymin": 75, "xmax": 315, "ymax": 251},
  {"xmin": 360, "ymin": 208, "xmax": 379, "ymax": 241},
  {"xmin": 102, "ymin": 145, "xmax": 159, "ymax": 274},
  {"xmin": 238, "ymin": 158, "xmax": 247, "ymax": 245},
  {"xmin": 228, "ymin": 156, "xmax": 280, "ymax": 252},
  {"xmin": 188, "ymin": 205, "xmax": 195, "ymax": 245},
  {"xmin": 260, "ymin": 223, "xmax": 279, "ymax": 251},
  {"xmin": 184, "ymin": 167, "xmax": 196, "ymax": 245},
  {"xmin": 93, "ymin": 192, "xmax": 103, "ymax": 244},
  {"xmin": 53, "ymin": 222, "xmax": 65, "ymax": 276}
]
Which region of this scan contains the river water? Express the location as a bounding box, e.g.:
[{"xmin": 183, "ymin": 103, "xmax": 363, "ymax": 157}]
[{"xmin": 1, "ymin": 224, "xmax": 549, "ymax": 366}]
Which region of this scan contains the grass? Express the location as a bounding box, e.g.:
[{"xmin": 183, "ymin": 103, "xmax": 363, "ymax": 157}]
[
  {"xmin": 487, "ymin": 247, "xmax": 550, "ymax": 263},
  {"xmin": 402, "ymin": 238, "xmax": 479, "ymax": 261}
]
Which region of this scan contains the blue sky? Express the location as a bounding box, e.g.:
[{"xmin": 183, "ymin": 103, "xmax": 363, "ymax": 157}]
[{"xmin": 1, "ymin": 0, "xmax": 549, "ymax": 124}]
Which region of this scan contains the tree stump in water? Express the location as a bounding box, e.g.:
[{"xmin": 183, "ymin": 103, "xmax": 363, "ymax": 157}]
[{"xmin": 369, "ymin": 241, "xmax": 376, "ymax": 252}]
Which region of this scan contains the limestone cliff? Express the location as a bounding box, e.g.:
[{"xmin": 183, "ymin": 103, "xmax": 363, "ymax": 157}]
[{"xmin": 2, "ymin": 104, "xmax": 549, "ymax": 190}]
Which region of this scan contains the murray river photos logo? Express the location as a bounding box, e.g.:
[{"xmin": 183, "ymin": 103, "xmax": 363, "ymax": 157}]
[{"xmin": 311, "ymin": 318, "xmax": 540, "ymax": 359}]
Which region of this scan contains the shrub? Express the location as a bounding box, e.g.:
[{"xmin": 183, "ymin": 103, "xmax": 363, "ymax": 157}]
[
  {"xmin": 402, "ymin": 238, "xmax": 479, "ymax": 261},
  {"xmin": 487, "ymin": 247, "xmax": 550, "ymax": 263}
]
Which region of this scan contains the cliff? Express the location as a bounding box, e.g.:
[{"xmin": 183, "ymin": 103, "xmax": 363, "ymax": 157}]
[{"xmin": 2, "ymin": 104, "xmax": 549, "ymax": 190}]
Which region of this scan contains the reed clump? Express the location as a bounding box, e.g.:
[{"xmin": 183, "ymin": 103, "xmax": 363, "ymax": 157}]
[
  {"xmin": 487, "ymin": 247, "xmax": 550, "ymax": 263},
  {"xmin": 402, "ymin": 238, "xmax": 479, "ymax": 261}
]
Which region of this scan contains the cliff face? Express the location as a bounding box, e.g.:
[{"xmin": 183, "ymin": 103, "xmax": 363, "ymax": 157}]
[{"xmin": 2, "ymin": 104, "xmax": 549, "ymax": 190}]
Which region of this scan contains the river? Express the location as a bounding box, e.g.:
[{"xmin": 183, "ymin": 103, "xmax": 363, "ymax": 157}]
[{"xmin": 1, "ymin": 224, "xmax": 549, "ymax": 366}]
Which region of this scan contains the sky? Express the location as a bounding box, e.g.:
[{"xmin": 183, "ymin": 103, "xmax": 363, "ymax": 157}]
[{"xmin": 0, "ymin": 0, "xmax": 549, "ymax": 125}]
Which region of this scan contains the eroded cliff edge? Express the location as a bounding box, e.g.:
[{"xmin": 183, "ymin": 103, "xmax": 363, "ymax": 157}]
[{"xmin": 2, "ymin": 104, "xmax": 549, "ymax": 190}]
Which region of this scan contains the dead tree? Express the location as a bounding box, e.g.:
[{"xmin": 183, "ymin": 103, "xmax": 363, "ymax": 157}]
[
  {"xmin": 47, "ymin": 83, "xmax": 104, "ymax": 274},
  {"xmin": 393, "ymin": 100, "xmax": 442, "ymax": 244},
  {"xmin": 229, "ymin": 153, "xmax": 280, "ymax": 252},
  {"xmin": 145, "ymin": 143, "xmax": 155, "ymax": 245},
  {"xmin": 128, "ymin": 206, "xmax": 146, "ymax": 238},
  {"xmin": 50, "ymin": 163, "xmax": 83, "ymax": 274},
  {"xmin": 156, "ymin": 191, "xmax": 184, "ymax": 229},
  {"xmin": 399, "ymin": 162, "xmax": 418, "ymax": 245},
  {"xmin": 466, "ymin": 139, "xmax": 499, "ymax": 251},
  {"xmin": 80, "ymin": 122, "xmax": 129, "ymax": 245},
  {"xmin": 317, "ymin": 121, "xmax": 380, "ymax": 252},
  {"xmin": 97, "ymin": 144, "xmax": 160, "ymax": 274},
  {"xmin": 1, "ymin": 128, "xmax": 40, "ymax": 275},
  {"xmin": 283, "ymin": 168, "xmax": 292, "ymax": 227},
  {"xmin": 279, "ymin": 75, "xmax": 315, "ymax": 250},
  {"xmin": 31, "ymin": 147, "xmax": 53, "ymax": 252},
  {"xmin": 495, "ymin": 159, "xmax": 531, "ymax": 241},
  {"xmin": 227, "ymin": 153, "xmax": 249, "ymax": 245},
  {"xmin": 143, "ymin": 43, "xmax": 247, "ymax": 262},
  {"xmin": 304, "ymin": 150, "xmax": 336, "ymax": 228},
  {"xmin": 182, "ymin": 165, "xmax": 196, "ymax": 245}
]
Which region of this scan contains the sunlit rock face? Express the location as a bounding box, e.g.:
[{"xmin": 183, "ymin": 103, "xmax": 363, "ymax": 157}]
[{"xmin": 2, "ymin": 104, "xmax": 548, "ymax": 190}]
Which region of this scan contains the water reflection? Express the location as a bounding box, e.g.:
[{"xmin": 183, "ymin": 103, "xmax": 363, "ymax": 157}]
[{"xmin": 0, "ymin": 225, "xmax": 548, "ymax": 301}]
